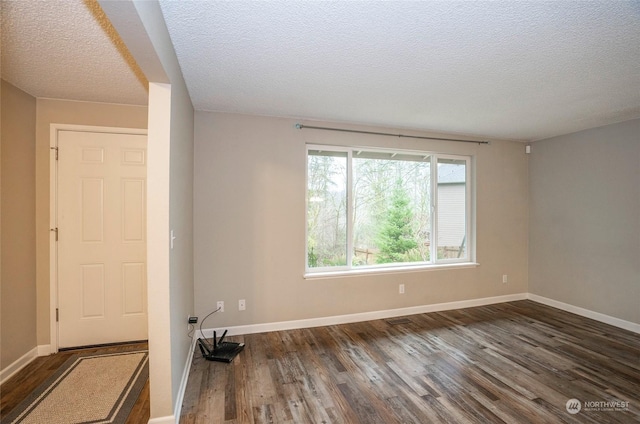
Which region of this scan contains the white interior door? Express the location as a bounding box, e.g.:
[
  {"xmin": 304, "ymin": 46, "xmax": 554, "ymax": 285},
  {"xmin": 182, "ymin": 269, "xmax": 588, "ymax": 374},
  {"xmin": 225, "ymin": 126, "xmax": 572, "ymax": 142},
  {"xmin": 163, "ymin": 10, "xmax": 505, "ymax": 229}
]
[{"xmin": 57, "ymin": 130, "xmax": 147, "ymax": 348}]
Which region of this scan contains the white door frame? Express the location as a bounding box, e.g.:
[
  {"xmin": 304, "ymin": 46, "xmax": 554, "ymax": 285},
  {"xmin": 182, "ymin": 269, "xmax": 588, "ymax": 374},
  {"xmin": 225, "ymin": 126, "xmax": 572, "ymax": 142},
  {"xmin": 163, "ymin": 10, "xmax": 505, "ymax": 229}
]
[{"xmin": 49, "ymin": 124, "xmax": 148, "ymax": 353}]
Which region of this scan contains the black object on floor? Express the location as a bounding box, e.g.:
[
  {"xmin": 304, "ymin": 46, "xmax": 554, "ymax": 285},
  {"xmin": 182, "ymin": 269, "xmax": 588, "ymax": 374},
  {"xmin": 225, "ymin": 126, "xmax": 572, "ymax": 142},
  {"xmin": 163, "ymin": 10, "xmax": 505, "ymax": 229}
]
[{"xmin": 197, "ymin": 330, "xmax": 244, "ymax": 363}]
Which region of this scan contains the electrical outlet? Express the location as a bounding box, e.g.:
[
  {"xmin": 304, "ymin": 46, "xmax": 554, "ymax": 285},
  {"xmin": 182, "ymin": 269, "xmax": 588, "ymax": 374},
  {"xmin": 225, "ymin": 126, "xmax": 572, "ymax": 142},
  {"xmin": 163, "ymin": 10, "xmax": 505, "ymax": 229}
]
[
  {"xmin": 502, "ymin": 274, "xmax": 508, "ymax": 284},
  {"xmin": 399, "ymin": 284, "xmax": 405, "ymax": 294},
  {"xmin": 239, "ymin": 299, "xmax": 246, "ymax": 311},
  {"xmin": 217, "ymin": 301, "xmax": 224, "ymax": 312},
  {"xmin": 188, "ymin": 316, "xmax": 198, "ymax": 324}
]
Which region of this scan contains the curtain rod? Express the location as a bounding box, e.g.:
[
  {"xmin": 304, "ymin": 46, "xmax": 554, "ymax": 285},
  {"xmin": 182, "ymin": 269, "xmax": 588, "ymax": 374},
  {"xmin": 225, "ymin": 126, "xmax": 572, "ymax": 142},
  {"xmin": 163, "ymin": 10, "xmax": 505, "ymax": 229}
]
[{"xmin": 295, "ymin": 123, "xmax": 490, "ymax": 145}]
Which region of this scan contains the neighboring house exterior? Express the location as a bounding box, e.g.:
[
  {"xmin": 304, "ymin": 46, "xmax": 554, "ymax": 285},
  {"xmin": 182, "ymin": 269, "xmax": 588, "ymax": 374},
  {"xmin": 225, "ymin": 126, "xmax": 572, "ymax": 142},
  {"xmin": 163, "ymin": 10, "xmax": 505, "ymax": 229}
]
[{"xmin": 437, "ymin": 163, "xmax": 466, "ymax": 256}]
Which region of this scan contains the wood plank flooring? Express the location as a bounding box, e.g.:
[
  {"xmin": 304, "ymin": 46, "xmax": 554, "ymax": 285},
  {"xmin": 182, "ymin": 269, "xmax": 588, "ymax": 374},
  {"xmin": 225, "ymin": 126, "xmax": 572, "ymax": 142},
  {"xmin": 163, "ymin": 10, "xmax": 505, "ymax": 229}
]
[
  {"xmin": 0, "ymin": 342, "xmax": 149, "ymax": 424},
  {"xmin": 180, "ymin": 301, "xmax": 640, "ymax": 424}
]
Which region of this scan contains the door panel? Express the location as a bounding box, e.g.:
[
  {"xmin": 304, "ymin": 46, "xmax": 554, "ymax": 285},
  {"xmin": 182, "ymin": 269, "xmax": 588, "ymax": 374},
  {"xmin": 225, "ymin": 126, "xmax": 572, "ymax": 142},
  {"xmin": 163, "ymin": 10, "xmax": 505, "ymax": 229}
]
[{"xmin": 57, "ymin": 130, "xmax": 147, "ymax": 348}]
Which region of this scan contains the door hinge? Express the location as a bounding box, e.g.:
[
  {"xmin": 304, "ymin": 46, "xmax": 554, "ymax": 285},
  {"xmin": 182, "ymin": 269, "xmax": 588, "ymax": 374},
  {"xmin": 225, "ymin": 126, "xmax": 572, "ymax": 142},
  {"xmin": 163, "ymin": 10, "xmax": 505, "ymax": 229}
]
[
  {"xmin": 50, "ymin": 146, "xmax": 58, "ymax": 160},
  {"xmin": 51, "ymin": 227, "xmax": 58, "ymax": 241},
  {"xmin": 56, "ymin": 308, "xmax": 59, "ymax": 322}
]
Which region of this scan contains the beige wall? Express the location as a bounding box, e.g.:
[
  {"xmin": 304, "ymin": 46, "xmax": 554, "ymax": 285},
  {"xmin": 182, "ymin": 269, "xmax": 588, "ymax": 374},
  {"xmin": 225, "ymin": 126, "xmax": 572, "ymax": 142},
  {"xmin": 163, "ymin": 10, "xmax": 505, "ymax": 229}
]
[
  {"xmin": 145, "ymin": 82, "xmax": 174, "ymax": 418},
  {"xmin": 107, "ymin": 2, "xmax": 195, "ymax": 418},
  {"xmin": 194, "ymin": 112, "xmax": 529, "ymax": 327},
  {"xmin": 35, "ymin": 99, "xmax": 148, "ymax": 346},
  {"xmin": 529, "ymin": 119, "xmax": 640, "ymax": 324},
  {"xmin": 1, "ymin": 80, "xmax": 37, "ymax": 369},
  {"xmin": 168, "ymin": 80, "xmax": 195, "ymax": 410}
]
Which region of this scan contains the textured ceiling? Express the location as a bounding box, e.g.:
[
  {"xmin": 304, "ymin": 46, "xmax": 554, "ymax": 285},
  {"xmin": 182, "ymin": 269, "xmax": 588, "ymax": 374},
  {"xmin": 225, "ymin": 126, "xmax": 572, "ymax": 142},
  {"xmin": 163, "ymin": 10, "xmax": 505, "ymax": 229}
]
[
  {"xmin": 159, "ymin": 0, "xmax": 640, "ymax": 141},
  {"xmin": 2, "ymin": 1, "xmax": 638, "ymax": 141},
  {"xmin": 1, "ymin": 0, "xmax": 147, "ymax": 105}
]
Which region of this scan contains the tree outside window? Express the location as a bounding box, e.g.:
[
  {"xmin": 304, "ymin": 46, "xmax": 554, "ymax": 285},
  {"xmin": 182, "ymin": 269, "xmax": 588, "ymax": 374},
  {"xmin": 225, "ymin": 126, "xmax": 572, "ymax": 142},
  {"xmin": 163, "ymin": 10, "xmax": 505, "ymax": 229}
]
[{"xmin": 307, "ymin": 146, "xmax": 470, "ymax": 272}]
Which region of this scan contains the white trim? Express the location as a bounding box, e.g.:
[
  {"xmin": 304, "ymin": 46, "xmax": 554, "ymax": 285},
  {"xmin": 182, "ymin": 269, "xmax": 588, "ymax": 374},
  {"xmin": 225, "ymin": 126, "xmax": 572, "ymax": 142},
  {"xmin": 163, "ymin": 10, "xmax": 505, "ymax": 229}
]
[
  {"xmin": 430, "ymin": 154, "xmax": 438, "ymax": 262},
  {"xmin": 305, "ymin": 261, "xmax": 479, "ymax": 279},
  {"xmin": 37, "ymin": 344, "xmax": 53, "ymax": 356},
  {"xmin": 196, "ymin": 293, "xmax": 640, "ymax": 339},
  {"xmin": 527, "ymin": 294, "xmax": 640, "ymax": 334},
  {"xmin": 37, "ymin": 97, "xmax": 148, "ymax": 108},
  {"xmin": 0, "ymin": 347, "xmax": 38, "ymax": 385},
  {"xmin": 199, "ymin": 293, "xmax": 527, "ymax": 339},
  {"xmin": 49, "ymin": 124, "xmax": 58, "ymax": 354},
  {"xmin": 305, "ymin": 144, "xmax": 474, "ymax": 273},
  {"xmin": 346, "ymin": 149, "xmax": 354, "ymax": 268},
  {"xmin": 49, "ymin": 124, "xmax": 148, "ymax": 353},
  {"xmin": 173, "ymin": 337, "xmax": 197, "ymax": 422},
  {"xmin": 147, "ymin": 416, "xmax": 176, "ymax": 424},
  {"xmin": 181, "ymin": 291, "xmax": 638, "ymax": 424},
  {"xmin": 433, "ymin": 154, "xmax": 472, "ymax": 264},
  {"xmin": 50, "ymin": 123, "xmax": 148, "ymax": 136}
]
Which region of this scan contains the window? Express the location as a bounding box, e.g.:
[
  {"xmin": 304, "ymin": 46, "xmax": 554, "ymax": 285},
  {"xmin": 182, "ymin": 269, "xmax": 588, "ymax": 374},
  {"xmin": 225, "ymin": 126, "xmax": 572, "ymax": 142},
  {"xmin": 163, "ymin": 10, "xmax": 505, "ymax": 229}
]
[{"xmin": 306, "ymin": 145, "xmax": 472, "ymax": 274}]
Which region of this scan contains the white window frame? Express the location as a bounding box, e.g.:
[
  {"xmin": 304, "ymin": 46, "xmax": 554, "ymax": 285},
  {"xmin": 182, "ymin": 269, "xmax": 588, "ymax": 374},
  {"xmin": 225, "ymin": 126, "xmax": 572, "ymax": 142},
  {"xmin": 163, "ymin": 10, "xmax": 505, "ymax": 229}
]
[
  {"xmin": 305, "ymin": 144, "xmax": 475, "ymax": 276},
  {"xmin": 434, "ymin": 154, "xmax": 472, "ymax": 265}
]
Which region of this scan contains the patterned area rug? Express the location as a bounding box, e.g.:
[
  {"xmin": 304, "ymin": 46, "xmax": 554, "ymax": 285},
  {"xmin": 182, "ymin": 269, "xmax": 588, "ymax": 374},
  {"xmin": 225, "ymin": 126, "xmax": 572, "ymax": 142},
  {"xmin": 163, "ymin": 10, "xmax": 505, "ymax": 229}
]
[{"xmin": 1, "ymin": 350, "xmax": 148, "ymax": 424}]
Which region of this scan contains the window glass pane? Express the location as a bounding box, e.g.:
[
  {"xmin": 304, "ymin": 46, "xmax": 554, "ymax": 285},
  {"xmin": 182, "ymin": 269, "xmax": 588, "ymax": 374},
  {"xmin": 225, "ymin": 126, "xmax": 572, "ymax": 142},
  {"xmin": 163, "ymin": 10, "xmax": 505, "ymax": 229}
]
[
  {"xmin": 307, "ymin": 150, "xmax": 348, "ymax": 268},
  {"xmin": 353, "ymin": 153, "xmax": 431, "ymax": 266},
  {"xmin": 437, "ymin": 158, "xmax": 467, "ymax": 260}
]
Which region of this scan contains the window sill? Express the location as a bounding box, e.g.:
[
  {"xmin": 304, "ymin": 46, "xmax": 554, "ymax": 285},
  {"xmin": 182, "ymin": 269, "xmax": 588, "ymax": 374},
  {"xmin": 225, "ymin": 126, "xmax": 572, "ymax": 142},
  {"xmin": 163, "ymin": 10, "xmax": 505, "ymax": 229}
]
[{"xmin": 304, "ymin": 262, "xmax": 479, "ymax": 280}]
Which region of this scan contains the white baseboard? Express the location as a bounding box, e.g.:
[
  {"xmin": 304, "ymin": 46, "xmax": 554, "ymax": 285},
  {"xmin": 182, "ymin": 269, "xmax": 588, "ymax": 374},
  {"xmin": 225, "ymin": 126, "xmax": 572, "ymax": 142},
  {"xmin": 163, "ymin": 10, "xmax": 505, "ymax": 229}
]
[
  {"xmin": 527, "ymin": 293, "xmax": 640, "ymax": 334},
  {"xmin": 0, "ymin": 346, "xmax": 38, "ymax": 385},
  {"xmin": 179, "ymin": 291, "xmax": 637, "ymax": 424},
  {"xmin": 198, "ymin": 293, "xmax": 528, "ymax": 339},
  {"xmin": 173, "ymin": 337, "xmax": 197, "ymax": 422},
  {"xmin": 37, "ymin": 344, "xmax": 53, "ymax": 356},
  {"xmin": 147, "ymin": 415, "xmax": 176, "ymax": 424}
]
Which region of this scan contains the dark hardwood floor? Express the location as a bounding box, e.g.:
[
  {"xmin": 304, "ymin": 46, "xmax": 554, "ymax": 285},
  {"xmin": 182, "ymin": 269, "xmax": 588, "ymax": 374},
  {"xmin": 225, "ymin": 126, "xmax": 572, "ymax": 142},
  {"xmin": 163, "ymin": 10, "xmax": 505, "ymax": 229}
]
[
  {"xmin": 3, "ymin": 302, "xmax": 638, "ymax": 424},
  {"xmin": 180, "ymin": 301, "xmax": 640, "ymax": 424},
  {"xmin": 0, "ymin": 342, "xmax": 149, "ymax": 424}
]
